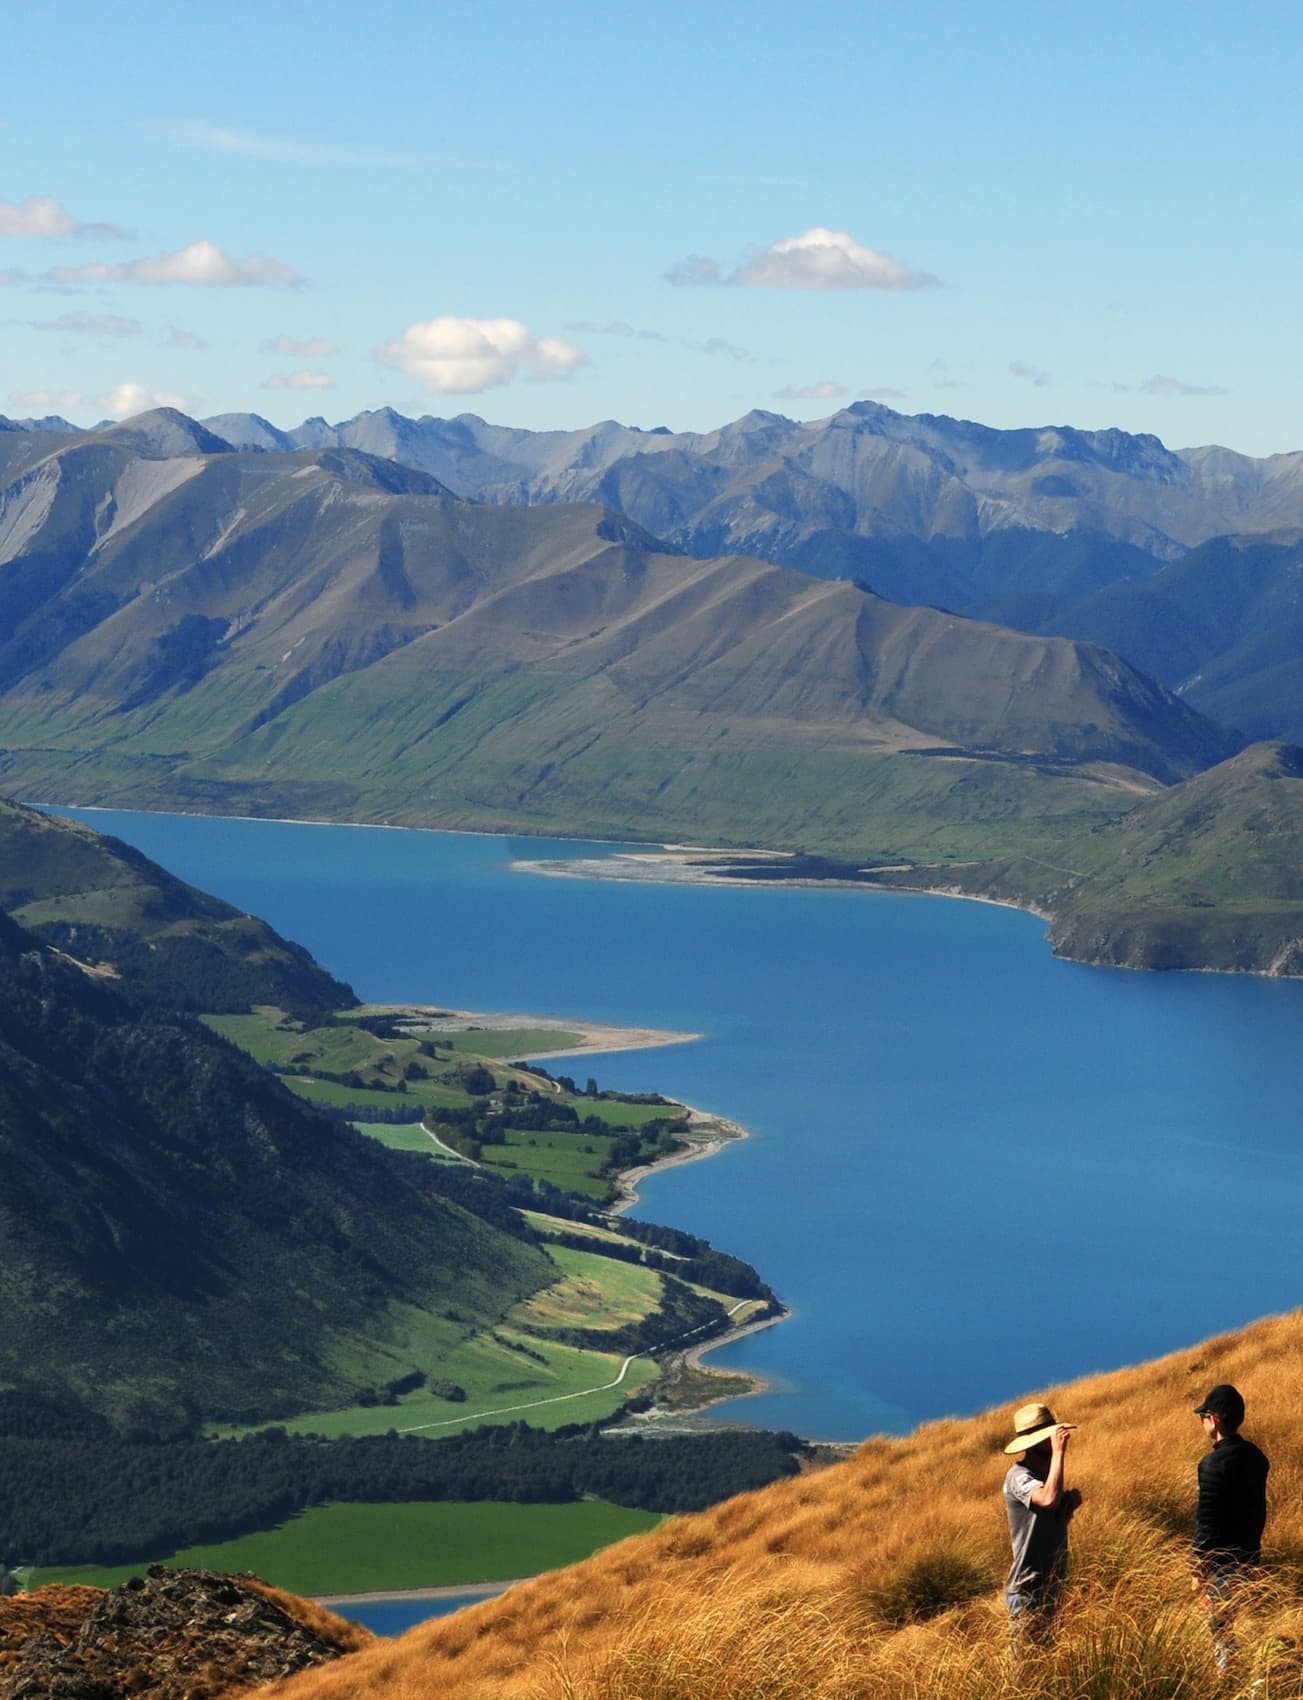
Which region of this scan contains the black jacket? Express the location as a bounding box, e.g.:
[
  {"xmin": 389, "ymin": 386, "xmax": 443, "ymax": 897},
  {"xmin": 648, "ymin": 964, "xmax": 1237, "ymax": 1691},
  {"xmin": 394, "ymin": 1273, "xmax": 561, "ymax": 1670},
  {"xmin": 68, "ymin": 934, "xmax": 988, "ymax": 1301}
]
[{"xmin": 1195, "ymin": 1432, "xmax": 1269, "ymax": 1564}]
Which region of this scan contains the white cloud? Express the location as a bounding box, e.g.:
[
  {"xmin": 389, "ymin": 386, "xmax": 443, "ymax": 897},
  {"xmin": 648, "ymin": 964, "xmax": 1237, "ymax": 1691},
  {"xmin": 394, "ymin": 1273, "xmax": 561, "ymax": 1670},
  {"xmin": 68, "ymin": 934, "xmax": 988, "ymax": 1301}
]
[
  {"xmin": 261, "ymin": 369, "xmax": 336, "ymax": 391},
  {"xmin": 25, "ymin": 311, "xmax": 143, "ymax": 337},
  {"xmin": 98, "ymin": 381, "xmax": 199, "ymax": 418},
  {"xmin": 0, "ymin": 194, "xmax": 131, "ymax": 240},
  {"xmin": 166, "ymin": 326, "xmax": 209, "ymax": 349},
  {"xmin": 1139, "ymin": 373, "xmax": 1228, "ymax": 398},
  {"xmin": 8, "ymin": 387, "xmax": 86, "ymax": 411},
  {"xmin": 261, "ymin": 333, "xmax": 338, "ymax": 357},
  {"xmin": 667, "ymin": 228, "xmax": 937, "ymax": 292},
  {"xmin": 773, "ymin": 379, "xmax": 848, "ymax": 401},
  {"xmin": 46, "ymin": 239, "xmax": 305, "ymax": 289},
  {"xmin": 376, "ymin": 316, "xmax": 587, "ymax": 394},
  {"xmin": 1010, "ymin": 360, "xmax": 1052, "ymax": 387},
  {"xmin": 737, "ymin": 228, "xmax": 936, "ymax": 290}
]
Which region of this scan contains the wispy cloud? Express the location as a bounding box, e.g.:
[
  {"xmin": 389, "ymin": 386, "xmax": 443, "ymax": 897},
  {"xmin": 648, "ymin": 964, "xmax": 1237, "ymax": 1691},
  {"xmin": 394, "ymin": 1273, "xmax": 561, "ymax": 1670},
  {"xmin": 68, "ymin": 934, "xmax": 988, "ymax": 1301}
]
[
  {"xmin": 148, "ymin": 120, "xmax": 487, "ymax": 171},
  {"xmin": 166, "ymin": 326, "xmax": 208, "ymax": 349},
  {"xmin": 1138, "ymin": 373, "xmax": 1228, "ymax": 397},
  {"xmin": 8, "ymin": 387, "xmax": 86, "ymax": 412},
  {"xmin": 21, "ymin": 311, "xmax": 143, "ymax": 337},
  {"xmin": 46, "ymin": 239, "xmax": 305, "ymax": 289},
  {"xmin": 261, "ymin": 369, "xmax": 336, "ymax": 391},
  {"xmin": 564, "ymin": 320, "xmax": 750, "ymax": 361},
  {"xmin": 928, "ymin": 358, "xmax": 970, "ymax": 392},
  {"xmin": 1010, "ymin": 360, "xmax": 1052, "ymax": 388},
  {"xmin": 773, "ymin": 380, "xmax": 848, "ymax": 402},
  {"xmin": 0, "ymin": 194, "xmax": 132, "ymax": 240},
  {"xmin": 376, "ymin": 316, "xmax": 587, "ymax": 394},
  {"xmin": 666, "ymin": 227, "xmax": 938, "ymax": 292},
  {"xmin": 564, "ymin": 319, "xmax": 670, "ymax": 343},
  {"xmin": 662, "ymin": 254, "xmax": 722, "ymax": 288},
  {"xmin": 261, "ymin": 333, "xmax": 339, "ymax": 358}
]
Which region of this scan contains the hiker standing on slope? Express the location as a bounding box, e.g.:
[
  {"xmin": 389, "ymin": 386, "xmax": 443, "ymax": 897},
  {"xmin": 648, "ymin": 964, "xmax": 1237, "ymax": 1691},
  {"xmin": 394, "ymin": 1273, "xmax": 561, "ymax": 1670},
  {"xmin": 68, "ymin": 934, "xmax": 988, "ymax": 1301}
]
[
  {"xmin": 1002, "ymin": 1402, "xmax": 1082, "ymax": 1638},
  {"xmin": 1192, "ymin": 1382, "xmax": 1269, "ymax": 1679}
]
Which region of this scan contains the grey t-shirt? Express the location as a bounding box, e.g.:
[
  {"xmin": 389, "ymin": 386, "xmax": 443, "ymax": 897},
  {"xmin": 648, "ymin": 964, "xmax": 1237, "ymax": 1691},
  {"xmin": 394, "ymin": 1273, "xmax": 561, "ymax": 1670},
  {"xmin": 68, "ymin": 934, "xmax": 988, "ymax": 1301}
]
[{"xmin": 1004, "ymin": 1463, "xmax": 1070, "ymax": 1595}]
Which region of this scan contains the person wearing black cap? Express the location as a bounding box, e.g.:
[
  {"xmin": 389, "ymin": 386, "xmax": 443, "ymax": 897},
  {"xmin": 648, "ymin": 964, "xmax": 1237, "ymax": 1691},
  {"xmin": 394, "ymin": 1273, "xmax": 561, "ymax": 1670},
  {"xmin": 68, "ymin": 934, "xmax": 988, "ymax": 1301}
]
[{"xmin": 1192, "ymin": 1383, "xmax": 1269, "ymax": 1677}]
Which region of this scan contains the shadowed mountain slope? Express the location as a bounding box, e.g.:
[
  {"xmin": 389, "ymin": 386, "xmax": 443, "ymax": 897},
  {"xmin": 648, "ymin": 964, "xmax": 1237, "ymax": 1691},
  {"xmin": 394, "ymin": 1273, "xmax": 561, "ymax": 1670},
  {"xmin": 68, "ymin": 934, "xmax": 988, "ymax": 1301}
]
[
  {"xmin": 1007, "ymin": 532, "xmax": 1303, "ymax": 744},
  {"xmin": 0, "ymin": 415, "xmax": 1237, "ymax": 860},
  {"xmin": 0, "ymin": 795, "xmax": 354, "ymax": 1012},
  {"xmin": 255, "ymin": 1307, "xmax": 1303, "ymax": 1700},
  {"xmin": 0, "ymin": 907, "xmax": 550, "ymax": 1430}
]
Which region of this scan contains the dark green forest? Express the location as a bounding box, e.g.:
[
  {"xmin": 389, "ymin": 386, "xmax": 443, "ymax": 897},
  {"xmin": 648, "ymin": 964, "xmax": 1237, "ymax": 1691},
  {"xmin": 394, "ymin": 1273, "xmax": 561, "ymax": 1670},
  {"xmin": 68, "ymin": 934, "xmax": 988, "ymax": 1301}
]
[{"xmin": 0, "ymin": 1396, "xmax": 807, "ymax": 1566}]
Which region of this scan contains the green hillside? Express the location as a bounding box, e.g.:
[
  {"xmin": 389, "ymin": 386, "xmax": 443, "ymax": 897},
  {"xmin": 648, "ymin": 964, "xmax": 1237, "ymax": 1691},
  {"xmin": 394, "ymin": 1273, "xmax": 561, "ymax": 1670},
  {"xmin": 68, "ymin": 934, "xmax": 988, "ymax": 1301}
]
[
  {"xmin": 0, "ymin": 907, "xmax": 552, "ymax": 1431},
  {"xmin": 868, "ymin": 741, "xmax": 1303, "ymax": 974},
  {"xmin": 0, "ymin": 796, "xmax": 354, "ymax": 1013}
]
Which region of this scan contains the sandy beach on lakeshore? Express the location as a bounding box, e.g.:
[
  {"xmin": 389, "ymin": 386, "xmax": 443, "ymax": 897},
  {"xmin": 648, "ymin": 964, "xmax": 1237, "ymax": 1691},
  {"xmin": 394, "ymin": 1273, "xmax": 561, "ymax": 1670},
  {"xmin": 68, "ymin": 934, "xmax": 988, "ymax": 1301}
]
[
  {"xmin": 374, "ymin": 1003, "xmax": 703, "ymax": 1060},
  {"xmin": 314, "ymin": 1578, "xmax": 521, "ymax": 1609}
]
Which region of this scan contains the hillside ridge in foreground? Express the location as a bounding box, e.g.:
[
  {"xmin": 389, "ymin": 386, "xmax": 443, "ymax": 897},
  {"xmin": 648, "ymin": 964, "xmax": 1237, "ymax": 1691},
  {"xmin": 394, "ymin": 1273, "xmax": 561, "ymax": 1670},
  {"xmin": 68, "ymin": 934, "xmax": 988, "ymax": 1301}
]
[{"xmin": 250, "ymin": 1307, "xmax": 1303, "ymax": 1700}]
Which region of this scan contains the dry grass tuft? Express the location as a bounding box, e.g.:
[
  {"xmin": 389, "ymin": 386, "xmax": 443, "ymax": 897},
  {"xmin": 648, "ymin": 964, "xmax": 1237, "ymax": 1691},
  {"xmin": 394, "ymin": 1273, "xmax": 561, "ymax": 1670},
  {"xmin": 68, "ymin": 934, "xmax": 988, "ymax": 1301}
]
[{"xmin": 252, "ymin": 1307, "xmax": 1303, "ymax": 1700}]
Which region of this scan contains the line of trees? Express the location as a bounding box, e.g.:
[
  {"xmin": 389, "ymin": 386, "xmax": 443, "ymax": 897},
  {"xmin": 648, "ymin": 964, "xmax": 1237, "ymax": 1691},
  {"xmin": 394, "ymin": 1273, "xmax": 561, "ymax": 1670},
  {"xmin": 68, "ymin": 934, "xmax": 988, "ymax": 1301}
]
[{"xmin": 0, "ymin": 1412, "xmax": 807, "ymax": 1567}]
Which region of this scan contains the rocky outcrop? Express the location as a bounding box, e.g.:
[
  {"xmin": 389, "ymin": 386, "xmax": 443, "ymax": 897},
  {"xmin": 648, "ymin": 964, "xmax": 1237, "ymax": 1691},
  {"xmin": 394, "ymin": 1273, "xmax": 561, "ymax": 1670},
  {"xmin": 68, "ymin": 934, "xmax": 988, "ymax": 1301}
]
[{"xmin": 0, "ymin": 1567, "xmax": 371, "ymax": 1700}]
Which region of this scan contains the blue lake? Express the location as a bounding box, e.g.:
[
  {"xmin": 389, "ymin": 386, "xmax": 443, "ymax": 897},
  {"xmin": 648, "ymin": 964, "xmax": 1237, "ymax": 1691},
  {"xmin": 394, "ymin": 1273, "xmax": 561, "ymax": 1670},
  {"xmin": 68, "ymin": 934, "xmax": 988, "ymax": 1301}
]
[{"xmin": 62, "ymin": 808, "xmax": 1303, "ymax": 1444}]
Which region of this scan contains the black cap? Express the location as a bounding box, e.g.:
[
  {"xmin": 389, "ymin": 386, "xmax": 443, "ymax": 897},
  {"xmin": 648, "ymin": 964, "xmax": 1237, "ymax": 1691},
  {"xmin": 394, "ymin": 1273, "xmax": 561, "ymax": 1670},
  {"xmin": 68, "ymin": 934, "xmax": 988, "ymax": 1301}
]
[{"xmin": 1194, "ymin": 1384, "xmax": 1245, "ymax": 1426}]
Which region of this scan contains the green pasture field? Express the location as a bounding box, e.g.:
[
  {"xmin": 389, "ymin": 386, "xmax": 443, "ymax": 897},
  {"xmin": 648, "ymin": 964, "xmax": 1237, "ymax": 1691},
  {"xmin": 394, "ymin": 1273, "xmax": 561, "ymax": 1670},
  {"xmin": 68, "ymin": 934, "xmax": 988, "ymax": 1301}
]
[
  {"xmin": 437, "ymin": 1028, "xmax": 584, "ymax": 1057},
  {"xmin": 353, "ymin": 1121, "xmax": 457, "ymax": 1158},
  {"xmin": 515, "ymin": 1245, "xmax": 665, "ymax": 1334},
  {"xmin": 230, "ymin": 1321, "xmax": 658, "ymax": 1441},
  {"xmin": 522, "ymin": 1210, "xmax": 680, "ymax": 1256},
  {"xmin": 479, "ymin": 1129, "xmax": 621, "ymax": 1197},
  {"xmin": 32, "ymin": 1499, "xmax": 664, "ymax": 1596}
]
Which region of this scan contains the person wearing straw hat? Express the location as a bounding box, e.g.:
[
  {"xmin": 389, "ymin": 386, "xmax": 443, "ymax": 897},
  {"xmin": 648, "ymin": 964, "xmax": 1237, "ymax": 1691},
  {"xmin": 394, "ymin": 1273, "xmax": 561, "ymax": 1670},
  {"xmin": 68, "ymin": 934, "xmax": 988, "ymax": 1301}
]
[{"xmin": 1002, "ymin": 1401, "xmax": 1082, "ymax": 1635}]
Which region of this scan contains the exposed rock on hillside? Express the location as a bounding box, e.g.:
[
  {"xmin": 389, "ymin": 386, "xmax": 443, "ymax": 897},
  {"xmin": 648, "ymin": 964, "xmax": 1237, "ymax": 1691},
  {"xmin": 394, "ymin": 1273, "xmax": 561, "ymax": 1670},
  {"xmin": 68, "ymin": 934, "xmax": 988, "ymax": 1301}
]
[{"xmin": 0, "ymin": 1568, "xmax": 369, "ymax": 1700}]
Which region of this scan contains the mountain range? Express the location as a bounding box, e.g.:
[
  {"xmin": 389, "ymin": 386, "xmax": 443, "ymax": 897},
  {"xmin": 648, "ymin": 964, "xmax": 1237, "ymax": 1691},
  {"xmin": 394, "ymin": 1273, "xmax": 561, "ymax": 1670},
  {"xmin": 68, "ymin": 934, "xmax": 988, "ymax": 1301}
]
[
  {"xmin": 0, "ymin": 411, "xmax": 1234, "ymax": 852},
  {"xmin": 189, "ymin": 403, "xmax": 1303, "ymax": 750},
  {"xmin": 8, "ymin": 397, "xmax": 1298, "ymax": 743},
  {"xmin": 0, "ymin": 405, "xmax": 1299, "ymax": 972}
]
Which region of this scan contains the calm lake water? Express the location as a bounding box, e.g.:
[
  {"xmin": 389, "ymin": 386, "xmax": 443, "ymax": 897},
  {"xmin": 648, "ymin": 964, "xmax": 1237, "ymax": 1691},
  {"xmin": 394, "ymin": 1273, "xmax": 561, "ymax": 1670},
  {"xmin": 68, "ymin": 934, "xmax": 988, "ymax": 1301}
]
[{"xmin": 62, "ymin": 808, "xmax": 1303, "ymax": 1444}]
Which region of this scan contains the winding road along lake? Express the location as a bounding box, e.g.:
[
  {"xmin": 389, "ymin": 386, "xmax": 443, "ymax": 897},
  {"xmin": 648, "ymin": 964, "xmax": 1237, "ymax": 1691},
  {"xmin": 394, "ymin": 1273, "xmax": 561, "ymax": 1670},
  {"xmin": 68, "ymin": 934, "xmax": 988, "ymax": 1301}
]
[{"xmin": 64, "ymin": 809, "xmax": 1303, "ymax": 1444}]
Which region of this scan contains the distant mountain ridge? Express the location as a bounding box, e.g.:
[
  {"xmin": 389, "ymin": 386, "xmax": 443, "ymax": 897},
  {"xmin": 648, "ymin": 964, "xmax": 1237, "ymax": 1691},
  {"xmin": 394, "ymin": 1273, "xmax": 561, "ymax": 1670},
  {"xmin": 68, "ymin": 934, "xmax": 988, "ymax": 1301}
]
[
  {"xmin": 181, "ymin": 402, "xmax": 1303, "ymax": 746},
  {"xmin": 0, "ymin": 411, "xmax": 1237, "ymax": 865}
]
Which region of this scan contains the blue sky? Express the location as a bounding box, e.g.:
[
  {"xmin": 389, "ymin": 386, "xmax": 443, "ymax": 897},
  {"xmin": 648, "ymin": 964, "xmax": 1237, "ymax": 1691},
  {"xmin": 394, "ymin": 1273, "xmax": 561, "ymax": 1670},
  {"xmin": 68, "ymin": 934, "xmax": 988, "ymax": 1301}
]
[{"xmin": 4, "ymin": 0, "xmax": 1301, "ymax": 454}]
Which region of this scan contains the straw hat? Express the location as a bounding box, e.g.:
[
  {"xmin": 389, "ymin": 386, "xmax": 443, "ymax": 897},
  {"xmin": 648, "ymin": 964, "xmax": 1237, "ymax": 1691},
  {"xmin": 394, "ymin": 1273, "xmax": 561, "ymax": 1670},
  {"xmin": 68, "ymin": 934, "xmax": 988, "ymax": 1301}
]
[{"xmin": 1004, "ymin": 1402, "xmax": 1076, "ymax": 1455}]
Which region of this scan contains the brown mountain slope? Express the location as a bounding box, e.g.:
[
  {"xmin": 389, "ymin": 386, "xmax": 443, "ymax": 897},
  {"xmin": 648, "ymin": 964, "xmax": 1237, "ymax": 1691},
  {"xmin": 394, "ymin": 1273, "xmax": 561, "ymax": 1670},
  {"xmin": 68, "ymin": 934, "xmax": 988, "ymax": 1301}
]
[
  {"xmin": 0, "ymin": 418, "xmax": 1236, "ymax": 859},
  {"xmin": 256, "ymin": 1309, "xmax": 1303, "ymax": 1700}
]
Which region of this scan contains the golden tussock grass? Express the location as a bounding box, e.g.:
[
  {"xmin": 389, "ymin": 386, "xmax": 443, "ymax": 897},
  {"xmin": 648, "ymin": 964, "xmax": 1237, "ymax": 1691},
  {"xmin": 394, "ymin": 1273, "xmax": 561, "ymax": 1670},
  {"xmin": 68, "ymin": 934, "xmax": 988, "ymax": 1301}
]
[{"xmin": 251, "ymin": 1308, "xmax": 1303, "ymax": 1700}]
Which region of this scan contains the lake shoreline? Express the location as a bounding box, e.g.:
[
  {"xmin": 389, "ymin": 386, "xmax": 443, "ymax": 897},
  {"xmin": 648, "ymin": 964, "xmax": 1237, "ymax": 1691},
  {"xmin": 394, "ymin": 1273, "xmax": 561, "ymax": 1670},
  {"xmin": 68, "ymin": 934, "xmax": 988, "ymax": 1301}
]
[{"xmin": 358, "ymin": 999, "xmax": 781, "ymax": 1420}]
